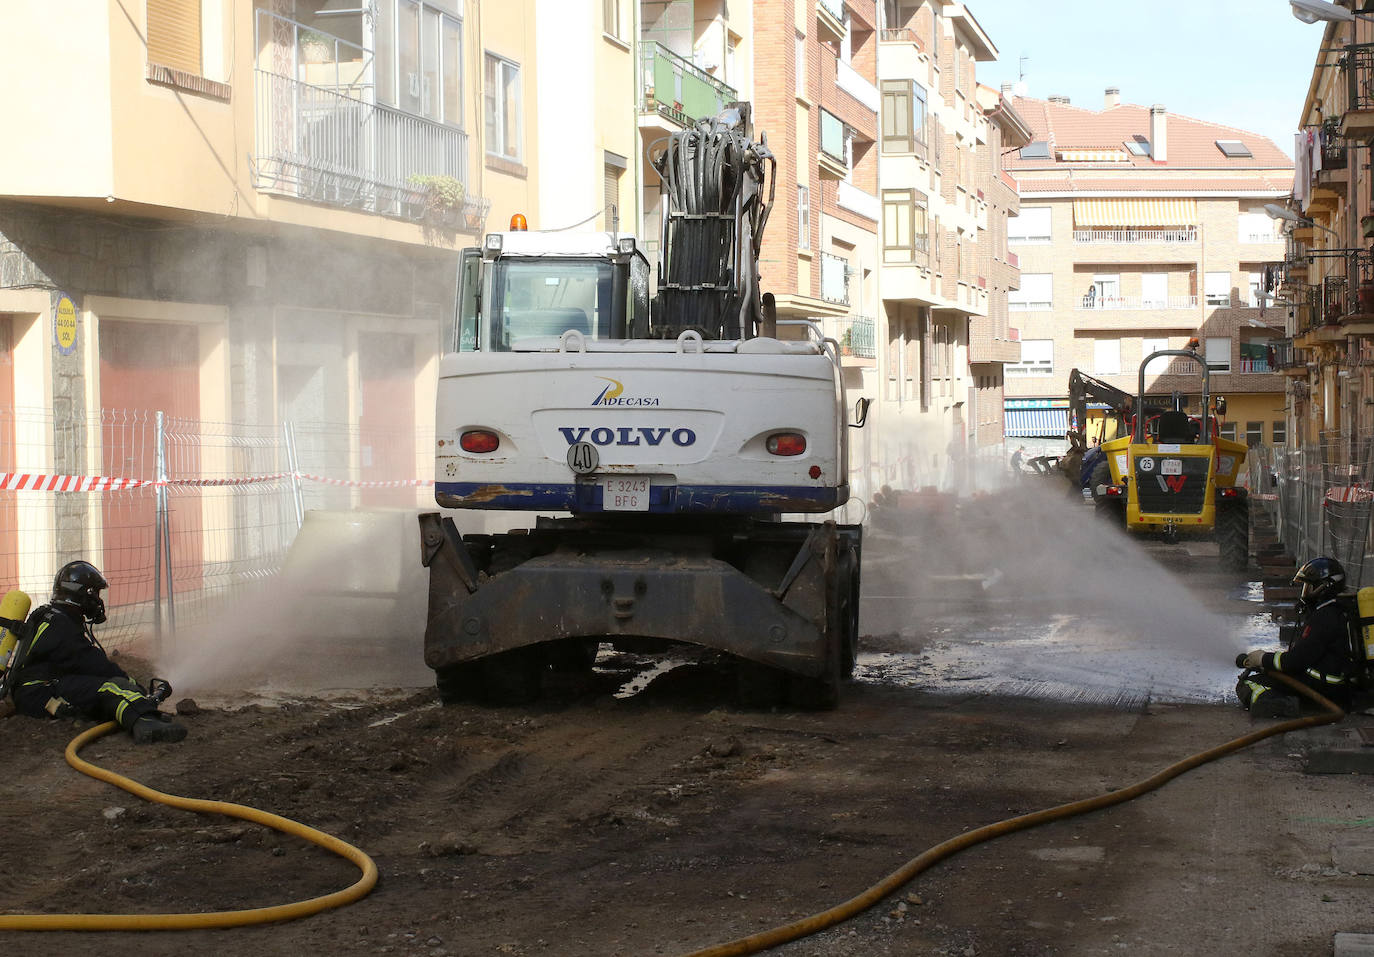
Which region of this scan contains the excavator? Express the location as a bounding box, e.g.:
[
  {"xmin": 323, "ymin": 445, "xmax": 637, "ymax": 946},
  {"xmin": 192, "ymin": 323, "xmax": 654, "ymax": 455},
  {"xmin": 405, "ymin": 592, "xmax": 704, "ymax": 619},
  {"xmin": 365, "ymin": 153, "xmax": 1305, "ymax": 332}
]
[
  {"xmin": 1073, "ymin": 345, "xmax": 1250, "ymax": 569},
  {"xmin": 416, "ymin": 106, "xmax": 867, "ymax": 708}
]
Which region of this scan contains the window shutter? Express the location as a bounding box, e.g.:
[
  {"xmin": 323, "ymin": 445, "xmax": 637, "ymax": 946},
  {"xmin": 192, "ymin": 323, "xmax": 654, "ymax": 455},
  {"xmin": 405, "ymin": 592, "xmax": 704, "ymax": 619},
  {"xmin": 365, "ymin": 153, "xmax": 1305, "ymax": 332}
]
[
  {"xmin": 148, "ymin": 0, "xmax": 202, "ymax": 75},
  {"xmin": 604, "ymin": 164, "xmax": 621, "ymax": 226}
]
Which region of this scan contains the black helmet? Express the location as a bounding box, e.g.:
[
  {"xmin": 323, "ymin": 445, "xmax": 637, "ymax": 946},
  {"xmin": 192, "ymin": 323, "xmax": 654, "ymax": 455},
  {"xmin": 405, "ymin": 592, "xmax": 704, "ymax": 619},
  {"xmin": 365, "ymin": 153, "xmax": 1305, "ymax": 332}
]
[
  {"xmin": 52, "ymin": 560, "xmax": 108, "ymax": 623},
  {"xmin": 1293, "ymin": 556, "xmax": 1346, "ymax": 605}
]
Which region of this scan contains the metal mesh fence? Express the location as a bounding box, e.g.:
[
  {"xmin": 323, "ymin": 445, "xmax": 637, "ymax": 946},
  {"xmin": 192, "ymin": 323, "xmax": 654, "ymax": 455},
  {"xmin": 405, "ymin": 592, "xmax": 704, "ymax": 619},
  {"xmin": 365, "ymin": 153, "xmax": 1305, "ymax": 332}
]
[
  {"xmin": 1249, "ymin": 438, "xmax": 1374, "ymax": 587},
  {"xmin": 1, "ymin": 407, "xmax": 435, "ymax": 654}
]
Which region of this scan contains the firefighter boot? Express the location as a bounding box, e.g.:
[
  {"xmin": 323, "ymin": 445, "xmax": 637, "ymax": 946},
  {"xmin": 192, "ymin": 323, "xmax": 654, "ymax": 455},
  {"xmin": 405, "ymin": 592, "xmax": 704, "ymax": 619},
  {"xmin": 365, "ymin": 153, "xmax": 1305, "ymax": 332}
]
[{"xmin": 131, "ymin": 713, "xmax": 188, "ymax": 744}]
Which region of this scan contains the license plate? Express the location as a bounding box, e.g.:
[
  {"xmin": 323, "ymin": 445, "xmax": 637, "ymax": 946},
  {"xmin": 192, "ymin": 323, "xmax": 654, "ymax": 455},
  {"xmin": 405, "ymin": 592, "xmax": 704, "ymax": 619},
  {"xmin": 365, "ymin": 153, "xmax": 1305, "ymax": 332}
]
[
  {"xmin": 602, "ymin": 476, "xmax": 651, "ymax": 511},
  {"xmin": 1162, "ymin": 459, "xmax": 1182, "ymax": 475}
]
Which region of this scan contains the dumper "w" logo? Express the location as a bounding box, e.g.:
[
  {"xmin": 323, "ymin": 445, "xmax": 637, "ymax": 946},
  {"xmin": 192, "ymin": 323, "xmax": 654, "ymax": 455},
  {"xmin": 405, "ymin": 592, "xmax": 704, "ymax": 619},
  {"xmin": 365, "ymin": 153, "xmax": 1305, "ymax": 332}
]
[{"xmin": 1155, "ymin": 474, "xmax": 1187, "ymax": 493}]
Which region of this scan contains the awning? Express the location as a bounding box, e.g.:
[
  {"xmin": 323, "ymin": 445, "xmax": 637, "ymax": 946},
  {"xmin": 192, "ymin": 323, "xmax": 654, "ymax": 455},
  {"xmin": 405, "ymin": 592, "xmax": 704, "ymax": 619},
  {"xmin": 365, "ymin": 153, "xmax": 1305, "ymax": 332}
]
[
  {"xmin": 1004, "ymin": 409, "xmax": 1068, "ymax": 438},
  {"xmin": 1072, "ymin": 198, "xmax": 1197, "ymax": 227}
]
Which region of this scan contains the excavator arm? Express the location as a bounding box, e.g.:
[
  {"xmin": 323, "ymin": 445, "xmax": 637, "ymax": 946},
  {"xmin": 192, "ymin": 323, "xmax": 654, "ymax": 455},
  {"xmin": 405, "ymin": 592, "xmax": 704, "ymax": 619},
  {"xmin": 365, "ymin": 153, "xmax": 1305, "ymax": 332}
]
[{"xmin": 1067, "ymin": 368, "xmax": 1133, "ymax": 445}]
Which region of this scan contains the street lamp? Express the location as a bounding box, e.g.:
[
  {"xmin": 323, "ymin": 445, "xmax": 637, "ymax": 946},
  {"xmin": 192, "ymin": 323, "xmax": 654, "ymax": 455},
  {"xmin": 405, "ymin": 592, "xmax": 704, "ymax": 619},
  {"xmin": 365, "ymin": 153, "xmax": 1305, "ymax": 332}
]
[
  {"xmin": 1264, "ymin": 202, "xmax": 1341, "ymax": 241},
  {"xmin": 1291, "ymin": 0, "xmax": 1360, "ymax": 23}
]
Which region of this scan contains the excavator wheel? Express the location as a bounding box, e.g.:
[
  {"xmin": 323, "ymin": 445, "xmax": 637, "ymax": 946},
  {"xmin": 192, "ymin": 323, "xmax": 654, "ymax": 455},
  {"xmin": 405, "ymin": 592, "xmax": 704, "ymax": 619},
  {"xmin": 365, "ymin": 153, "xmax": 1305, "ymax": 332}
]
[
  {"xmin": 435, "ymin": 662, "xmax": 482, "ymax": 705},
  {"xmin": 479, "ymin": 647, "xmax": 545, "ymax": 705},
  {"xmin": 735, "ymin": 658, "xmax": 788, "ymax": 710},
  {"xmin": 786, "ymin": 546, "xmax": 850, "ymax": 711},
  {"xmin": 1217, "ymin": 497, "xmax": 1250, "ymax": 571}
]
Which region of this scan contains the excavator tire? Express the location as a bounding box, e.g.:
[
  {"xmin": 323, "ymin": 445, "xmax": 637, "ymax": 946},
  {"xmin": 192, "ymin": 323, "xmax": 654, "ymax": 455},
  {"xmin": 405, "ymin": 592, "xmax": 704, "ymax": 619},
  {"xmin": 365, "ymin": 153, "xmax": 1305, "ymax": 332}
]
[
  {"xmin": 1218, "ymin": 498, "xmax": 1250, "ymax": 571},
  {"xmin": 479, "ymin": 647, "xmax": 545, "ymax": 705},
  {"xmin": 435, "ymin": 662, "xmax": 482, "ymax": 704}
]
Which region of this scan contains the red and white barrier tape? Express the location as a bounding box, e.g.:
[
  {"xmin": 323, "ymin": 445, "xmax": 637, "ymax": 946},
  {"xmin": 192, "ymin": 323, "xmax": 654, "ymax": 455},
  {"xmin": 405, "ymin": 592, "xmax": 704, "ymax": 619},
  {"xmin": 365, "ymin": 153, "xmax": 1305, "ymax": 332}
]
[
  {"xmin": 1, "ymin": 471, "xmax": 435, "ymax": 492},
  {"xmin": 0, "ymin": 473, "xmax": 155, "ymax": 491}
]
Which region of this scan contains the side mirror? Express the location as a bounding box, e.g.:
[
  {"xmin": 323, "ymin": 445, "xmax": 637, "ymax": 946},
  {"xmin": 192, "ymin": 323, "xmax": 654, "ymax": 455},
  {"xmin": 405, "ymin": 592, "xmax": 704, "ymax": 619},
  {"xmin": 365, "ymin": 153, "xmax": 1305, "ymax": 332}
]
[
  {"xmin": 850, "ymin": 396, "xmax": 872, "ymax": 429},
  {"xmin": 1214, "ymin": 395, "xmax": 1227, "ymax": 416}
]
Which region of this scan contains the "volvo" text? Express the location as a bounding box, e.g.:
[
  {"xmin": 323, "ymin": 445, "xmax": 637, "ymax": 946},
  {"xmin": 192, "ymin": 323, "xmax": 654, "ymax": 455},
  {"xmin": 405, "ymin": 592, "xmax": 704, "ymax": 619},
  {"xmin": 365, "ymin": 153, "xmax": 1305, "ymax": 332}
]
[{"xmin": 558, "ymin": 426, "xmax": 696, "ymax": 447}]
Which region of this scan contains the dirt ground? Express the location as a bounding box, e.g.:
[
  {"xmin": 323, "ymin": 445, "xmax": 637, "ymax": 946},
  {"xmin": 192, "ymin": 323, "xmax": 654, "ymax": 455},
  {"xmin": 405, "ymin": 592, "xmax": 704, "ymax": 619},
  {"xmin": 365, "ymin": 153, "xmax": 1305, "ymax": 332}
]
[{"xmin": 4, "ymin": 511, "xmax": 1374, "ymax": 956}]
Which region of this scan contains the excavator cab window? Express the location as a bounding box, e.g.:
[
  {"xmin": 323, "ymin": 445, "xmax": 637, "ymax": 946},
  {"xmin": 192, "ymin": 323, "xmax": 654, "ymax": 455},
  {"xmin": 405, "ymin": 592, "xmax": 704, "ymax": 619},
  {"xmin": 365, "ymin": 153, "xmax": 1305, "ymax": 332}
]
[{"xmin": 487, "ymin": 258, "xmax": 617, "ymax": 350}]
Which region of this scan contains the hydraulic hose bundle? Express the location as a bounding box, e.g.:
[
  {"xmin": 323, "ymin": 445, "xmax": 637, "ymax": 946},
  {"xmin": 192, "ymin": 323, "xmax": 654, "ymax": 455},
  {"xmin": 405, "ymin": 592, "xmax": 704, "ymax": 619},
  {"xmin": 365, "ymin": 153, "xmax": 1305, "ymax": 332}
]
[{"xmin": 652, "ymin": 105, "xmax": 775, "ymax": 340}]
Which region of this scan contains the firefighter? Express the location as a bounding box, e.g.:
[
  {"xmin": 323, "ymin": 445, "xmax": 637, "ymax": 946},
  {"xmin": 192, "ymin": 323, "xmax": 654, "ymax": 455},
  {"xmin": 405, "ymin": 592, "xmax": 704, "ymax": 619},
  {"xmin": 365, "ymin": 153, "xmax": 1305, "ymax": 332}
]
[
  {"xmin": 1236, "ymin": 556, "xmax": 1356, "ymax": 718},
  {"xmin": 10, "ymin": 561, "xmax": 186, "ymax": 743}
]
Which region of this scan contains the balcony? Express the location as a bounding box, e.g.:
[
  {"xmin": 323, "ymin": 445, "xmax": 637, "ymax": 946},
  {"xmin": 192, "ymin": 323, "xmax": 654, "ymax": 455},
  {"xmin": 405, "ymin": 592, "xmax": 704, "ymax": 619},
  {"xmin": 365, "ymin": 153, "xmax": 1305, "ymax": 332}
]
[
  {"xmin": 879, "ymin": 27, "xmax": 923, "ymax": 51},
  {"xmin": 836, "ymin": 59, "xmax": 880, "ymax": 114},
  {"xmin": 251, "ymin": 69, "xmax": 472, "ymax": 222},
  {"xmin": 837, "ymin": 180, "xmax": 880, "ymax": 221},
  {"xmin": 639, "ymin": 41, "xmax": 739, "ymax": 131},
  {"xmin": 1072, "ymin": 227, "xmax": 1198, "ymax": 244},
  {"xmin": 817, "ymin": 0, "xmax": 845, "ymax": 43},
  {"xmin": 1075, "ymin": 295, "xmax": 1199, "ymax": 311}
]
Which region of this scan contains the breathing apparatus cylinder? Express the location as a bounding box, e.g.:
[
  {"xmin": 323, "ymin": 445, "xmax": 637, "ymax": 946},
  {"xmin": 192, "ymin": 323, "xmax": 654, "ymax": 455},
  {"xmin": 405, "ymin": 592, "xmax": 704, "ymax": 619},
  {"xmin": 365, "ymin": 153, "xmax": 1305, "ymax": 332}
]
[
  {"xmin": 1357, "ymin": 587, "xmax": 1374, "ymax": 670},
  {"xmin": 0, "ymin": 588, "xmax": 33, "ymax": 678}
]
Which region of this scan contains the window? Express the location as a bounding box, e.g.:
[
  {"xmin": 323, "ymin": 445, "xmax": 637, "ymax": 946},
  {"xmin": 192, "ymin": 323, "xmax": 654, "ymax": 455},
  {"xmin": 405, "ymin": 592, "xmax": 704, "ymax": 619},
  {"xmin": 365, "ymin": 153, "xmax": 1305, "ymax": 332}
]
[
  {"xmin": 883, "ymin": 190, "xmax": 915, "ymax": 263},
  {"xmin": 1007, "ymin": 338, "xmax": 1053, "ymax": 375},
  {"xmin": 1205, "ymin": 271, "xmax": 1232, "ymax": 307},
  {"xmin": 1141, "ymin": 274, "xmax": 1168, "ymax": 309},
  {"xmin": 1008, "ymin": 208, "xmax": 1051, "ymax": 244},
  {"xmin": 1141, "ymin": 337, "xmax": 1170, "ymax": 368},
  {"xmin": 798, "ymin": 185, "xmax": 811, "ymax": 250},
  {"xmin": 1216, "ymin": 139, "xmax": 1253, "ymax": 158},
  {"xmin": 1245, "ymin": 421, "xmax": 1264, "ymax": 447},
  {"xmin": 1086, "ymin": 274, "xmax": 1120, "ymax": 309},
  {"xmin": 795, "ymin": 30, "xmax": 806, "ymax": 93},
  {"xmin": 1093, "ymin": 338, "xmax": 1121, "ymax": 375},
  {"xmin": 881, "ymin": 80, "xmax": 926, "ymax": 153},
  {"xmin": 1245, "ymin": 271, "xmax": 1264, "ymax": 307},
  {"xmin": 1009, "ymin": 273, "xmax": 1052, "ymax": 311},
  {"xmin": 605, "ymin": 152, "xmax": 626, "ymax": 227},
  {"xmin": 604, "ymin": 0, "xmax": 622, "ymax": 39},
  {"xmin": 374, "ymin": 2, "xmax": 463, "ymax": 125},
  {"xmin": 484, "ymin": 54, "xmax": 522, "ymax": 161},
  {"xmin": 1220, "ymin": 422, "xmax": 1237, "ymax": 441},
  {"xmin": 1019, "ymin": 141, "xmax": 1051, "ymax": 160},
  {"xmin": 1204, "ymin": 336, "xmax": 1231, "ymax": 373},
  {"xmin": 1239, "ymin": 212, "xmax": 1277, "ymax": 243},
  {"xmin": 148, "ymin": 0, "xmax": 202, "ymax": 75},
  {"xmin": 1272, "ymin": 420, "xmax": 1287, "ymax": 445}
]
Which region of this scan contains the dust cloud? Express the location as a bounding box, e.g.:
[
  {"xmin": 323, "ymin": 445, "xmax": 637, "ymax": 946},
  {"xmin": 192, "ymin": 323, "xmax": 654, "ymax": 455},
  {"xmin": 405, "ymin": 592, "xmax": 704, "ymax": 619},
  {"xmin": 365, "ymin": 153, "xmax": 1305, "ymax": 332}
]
[{"xmin": 161, "ymin": 508, "xmax": 434, "ymax": 701}]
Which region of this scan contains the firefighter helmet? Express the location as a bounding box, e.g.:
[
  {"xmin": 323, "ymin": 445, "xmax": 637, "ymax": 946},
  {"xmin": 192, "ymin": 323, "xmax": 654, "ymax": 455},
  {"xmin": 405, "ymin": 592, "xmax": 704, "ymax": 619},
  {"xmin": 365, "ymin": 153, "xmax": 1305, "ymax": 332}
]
[
  {"xmin": 1292, "ymin": 556, "xmax": 1346, "ymax": 605},
  {"xmin": 52, "ymin": 560, "xmax": 109, "ymax": 624}
]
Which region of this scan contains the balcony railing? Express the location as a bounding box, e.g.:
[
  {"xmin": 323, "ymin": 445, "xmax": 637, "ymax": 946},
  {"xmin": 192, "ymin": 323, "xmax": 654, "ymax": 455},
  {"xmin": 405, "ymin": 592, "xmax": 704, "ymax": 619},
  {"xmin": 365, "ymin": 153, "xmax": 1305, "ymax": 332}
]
[
  {"xmin": 1238, "ymin": 356, "xmax": 1273, "ymax": 374},
  {"xmin": 1075, "ymin": 295, "xmax": 1199, "ymax": 311},
  {"xmin": 837, "ymin": 59, "xmax": 880, "ymax": 113},
  {"xmin": 252, "ymin": 69, "xmax": 469, "ymax": 220},
  {"xmin": 1269, "ymin": 337, "xmax": 1305, "ymax": 371},
  {"xmin": 821, "ymin": 252, "xmax": 850, "ymax": 305},
  {"xmin": 837, "ymin": 180, "xmax": 880, "ymax": 221},
  {"xmin": 1072, "ymin": 227, "xmax": 1198, "ymax": 244},
  {"xmin": 249, "ymin": 11, "xmax": 472, "ymax": 220},
  {"xmin": 640, "ymin": 41, "xmax": 739, "ymax": 128},
  {"xmin": 835, "ymin": 316, "xmax": 876, "ymax": 359},
  {"xmin": 879, "ymin": 27, "xmax": 923, "ymax": 49},
  {"xmin": 818, "ymin": 0, "xmax": 845, "ymax": 19}
]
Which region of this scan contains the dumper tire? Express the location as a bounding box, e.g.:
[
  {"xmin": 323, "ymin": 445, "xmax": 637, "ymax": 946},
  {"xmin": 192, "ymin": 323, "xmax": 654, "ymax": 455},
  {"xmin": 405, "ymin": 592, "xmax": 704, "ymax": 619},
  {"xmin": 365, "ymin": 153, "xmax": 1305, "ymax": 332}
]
[
  {"xmin": 480, "ymin": 647, "xmax": 545, "ymax": 705},
  {"xmin": 1088, "ymin": 459, "xmax": 1111, "ymax": 504},
  {"xmin": 1218, "ymin": 498, "xmax": 1250, "ymax": 571}
]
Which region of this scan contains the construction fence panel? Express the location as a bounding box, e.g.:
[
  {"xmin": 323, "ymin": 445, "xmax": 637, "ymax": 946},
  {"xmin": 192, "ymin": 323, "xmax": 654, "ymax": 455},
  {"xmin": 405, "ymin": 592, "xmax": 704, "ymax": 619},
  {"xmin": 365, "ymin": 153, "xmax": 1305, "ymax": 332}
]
[
  {"xmin": 1, "ymin": 407, "xmax": 437, "ymax": 656},
  {"xmin": 1251, "ymin": 439, "xmax": 1374, "ymax": 589}
]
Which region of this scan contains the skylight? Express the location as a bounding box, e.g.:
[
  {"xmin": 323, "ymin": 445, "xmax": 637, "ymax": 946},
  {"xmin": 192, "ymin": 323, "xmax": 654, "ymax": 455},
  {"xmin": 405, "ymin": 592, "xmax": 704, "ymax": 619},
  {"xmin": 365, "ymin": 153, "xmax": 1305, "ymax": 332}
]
[
  {"xmin": 1124, "ymin": 137, "xmax": 1150, "ymax": 157},
  {"xmin": 1020, "ymin": 141, "xmax": 1051, "ymax": 160},
  {"xmin": 1216, "ymin": 139, "xmax": 1253, "ymax": 158}
]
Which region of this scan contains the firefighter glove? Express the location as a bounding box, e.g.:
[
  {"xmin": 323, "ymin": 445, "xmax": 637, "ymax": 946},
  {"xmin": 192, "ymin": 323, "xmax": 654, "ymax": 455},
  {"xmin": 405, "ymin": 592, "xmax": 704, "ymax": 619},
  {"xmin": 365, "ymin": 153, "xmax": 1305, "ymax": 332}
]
[{"xmin": 1242, "ymin": 650, "xmax": 1266, "ymax": 670}]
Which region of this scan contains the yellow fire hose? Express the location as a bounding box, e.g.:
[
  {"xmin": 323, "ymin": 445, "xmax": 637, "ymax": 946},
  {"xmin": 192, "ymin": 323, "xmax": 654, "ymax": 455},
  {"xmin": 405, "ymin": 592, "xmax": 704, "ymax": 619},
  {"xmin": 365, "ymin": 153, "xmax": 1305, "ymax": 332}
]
[
  {"xmin": 0, "ymin": 720, "xmax": 378, "ymax": 931},
  {"xmin": 680, "ymin": 671, "xmax": 1345, "ymax": 957}
]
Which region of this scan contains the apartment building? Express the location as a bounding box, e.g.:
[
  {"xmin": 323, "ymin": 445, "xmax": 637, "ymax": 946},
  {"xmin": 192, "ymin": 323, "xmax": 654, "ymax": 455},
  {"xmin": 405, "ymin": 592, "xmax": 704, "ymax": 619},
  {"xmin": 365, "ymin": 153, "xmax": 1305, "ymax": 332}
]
[
  {"xmin": 871, "ymin": 0, "xmax": 1024, "ymax": 492},
  {"xmin": 0, "ymin": 0, "xmax": 537, "ymax": 590},
  {"xmin": 1278, "ymin": 4, "xmax": 1374, "ymax": 452},
  {"xmin": 1003, "ymin": 92, "xmax": 1293, "ymax": 448}
]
